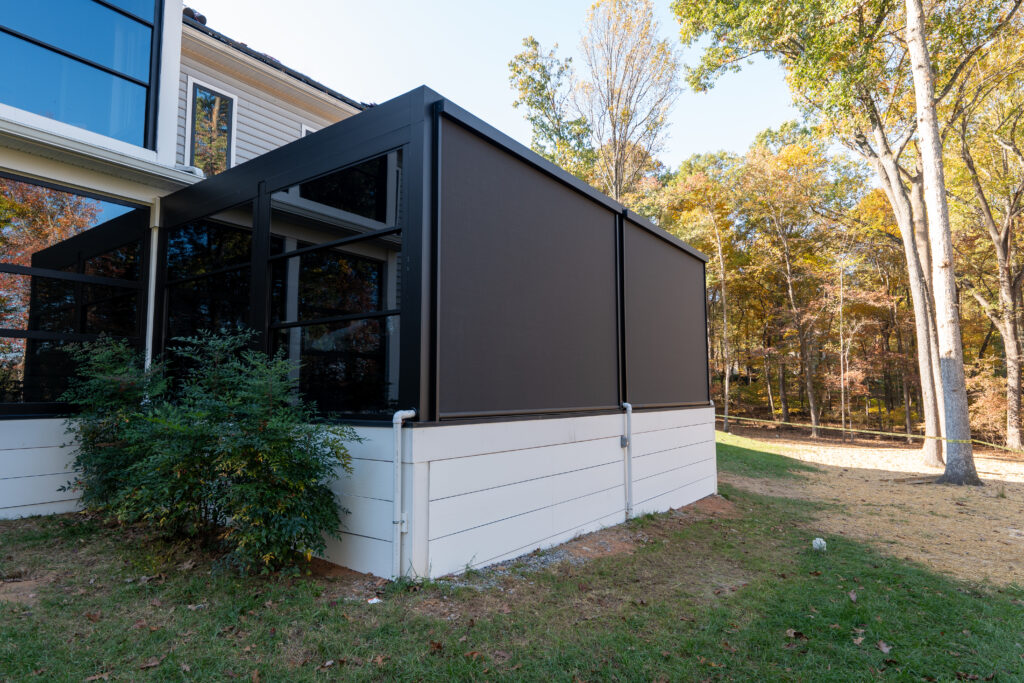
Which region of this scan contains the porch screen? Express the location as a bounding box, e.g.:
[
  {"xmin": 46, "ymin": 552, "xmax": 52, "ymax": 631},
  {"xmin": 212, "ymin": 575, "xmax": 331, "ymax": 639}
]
[{"xmin": 437, "ymin": 120, "xmax": 620, "ymax": 417}]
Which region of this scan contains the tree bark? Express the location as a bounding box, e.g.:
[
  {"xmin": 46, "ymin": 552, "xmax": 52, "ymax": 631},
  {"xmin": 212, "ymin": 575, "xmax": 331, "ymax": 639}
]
[
  {"xmin": 712, "ymin": 212, "xmax": 730, "ymax": 432},
  {"xmin": 780, "ymin": 359, "xmax": 789, "ymax": 423},
  {"xmin": 905, "ymin": 0, "xmax": 980, "ymax": 484}
]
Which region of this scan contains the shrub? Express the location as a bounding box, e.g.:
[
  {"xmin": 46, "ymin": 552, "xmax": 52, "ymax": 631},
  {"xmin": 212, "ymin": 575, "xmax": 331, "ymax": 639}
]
[
  {"xmin": 64, "ymin": 331, "xmax": 357, "ymax": 573},
  {"xmin": 61, "ymin": 337, "xmax": 166, "ymax": 510}
]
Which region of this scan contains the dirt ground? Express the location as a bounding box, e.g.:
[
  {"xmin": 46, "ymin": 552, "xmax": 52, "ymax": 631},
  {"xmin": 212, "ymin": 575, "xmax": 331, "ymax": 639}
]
[{"xmin": 723, "ymin": 426, "xmax": 1024, "ymax": 587}]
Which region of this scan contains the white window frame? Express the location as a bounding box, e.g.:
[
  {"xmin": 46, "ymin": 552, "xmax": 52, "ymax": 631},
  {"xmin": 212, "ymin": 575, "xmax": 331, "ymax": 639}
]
[
  {"xmin": 301, "ymin": 123, "xmax": 319, "ymax": 137},
  {"xmin": 183, "ymin": 75, "xmax": 239, "ymax": 173}
]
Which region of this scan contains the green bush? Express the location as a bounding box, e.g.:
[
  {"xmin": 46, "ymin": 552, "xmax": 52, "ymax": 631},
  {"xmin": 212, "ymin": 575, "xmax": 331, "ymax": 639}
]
[
  {"xmin": 63, "ymin": 331, "xmax": 356, "ymax": 573},
  {"xmin": 61, "ymin": 337, "xmax": 166, "ymax": 510}
]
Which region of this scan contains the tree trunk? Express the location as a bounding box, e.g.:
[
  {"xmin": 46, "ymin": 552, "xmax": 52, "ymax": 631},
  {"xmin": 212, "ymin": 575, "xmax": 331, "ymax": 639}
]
[
  {"xmin": 713, "ymin": 216, "xmax": 730, "ymax": 433},
  {"xmin": 857, "ymin": 120, "xmax": 944, "ymax": 467},
  {"xmin": 905, "ymin": 0, "xmax": 980, "ymax": 484},
  {"xmin": 780, "ymin": 359, "xmax": 789, "ymax": 423},
  {"xmin": 959, "ymin": 122, "xmax": 1022, "ymax": 451},
  {"xmin": 764, "ymin": 352, "xmax": 776, "ymax": 419}
]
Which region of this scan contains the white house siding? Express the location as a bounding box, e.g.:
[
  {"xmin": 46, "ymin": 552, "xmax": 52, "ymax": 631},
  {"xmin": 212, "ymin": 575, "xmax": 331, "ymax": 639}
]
[
  {"xmin": 320, "ymin": 426, "xmax": 398, "ymax": 578},
  {"xmin": 0, "ymin": 419, "xmax": 79, "ymax": 519},
  {"xmin": 176, "ymin": 53, "xmax": 345, "ymax": 169},
  {"xmin": 401, "ymin": 406, "xmax": 716, "ymax": 578}
]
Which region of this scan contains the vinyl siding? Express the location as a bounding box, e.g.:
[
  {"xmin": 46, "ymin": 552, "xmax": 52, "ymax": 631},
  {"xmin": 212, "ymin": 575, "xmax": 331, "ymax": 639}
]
[{"xmin": 176, "ymin": 54, "xmax": 349, "ymax": 169}]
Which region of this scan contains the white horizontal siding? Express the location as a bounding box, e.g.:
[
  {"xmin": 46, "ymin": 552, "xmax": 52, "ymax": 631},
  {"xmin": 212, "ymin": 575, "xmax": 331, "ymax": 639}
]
[
  {"xmin": 177, "ymin": 55, "xmax": 346, "ymax": 169},
  {"xmin": 0, "ymin": 419, "xmax": 79, "ymax": 519},
  {"xmin": 321, "ymin": 426, "xmax": 394, "ymax": 577},
  {"xmin": 410, "ymin": 407, "xmax": 716, "ymax": 578}
]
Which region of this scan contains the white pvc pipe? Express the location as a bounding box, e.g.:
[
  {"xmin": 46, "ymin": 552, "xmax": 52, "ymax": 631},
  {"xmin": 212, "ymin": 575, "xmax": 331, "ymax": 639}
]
[
  {"xmin": 391, "ymin": 409, "xmax": 416, "ymax": 579},
  {"xmin": 622, "ymin": 402, "xmax": 633, "ymax": 519}
]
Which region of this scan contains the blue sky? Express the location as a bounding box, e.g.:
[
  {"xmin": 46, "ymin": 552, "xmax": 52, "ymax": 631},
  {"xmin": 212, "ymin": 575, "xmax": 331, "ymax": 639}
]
[{"xmin": 190, "ymin": 0, "xmax": 799, "ymax": 167}]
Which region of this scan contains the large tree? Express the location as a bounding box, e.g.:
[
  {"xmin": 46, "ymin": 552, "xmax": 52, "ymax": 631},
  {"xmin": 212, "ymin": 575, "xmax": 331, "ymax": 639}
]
[
  {"xmin": 577, "ymin": 0, "xmax": 680, "ymax": 201},
  {"xmin": 508, "ymin": 37, "xmax": 597, "ymax": 181},
  {"xmin": 672, "ymin": 0, "xmax": 1019, "ymax": 480}
]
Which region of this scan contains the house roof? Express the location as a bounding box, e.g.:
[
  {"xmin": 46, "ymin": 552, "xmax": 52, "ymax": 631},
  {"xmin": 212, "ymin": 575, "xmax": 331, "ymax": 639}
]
[{"xmin": 181, "ymin": 12, "xmax": 369, "ymax": 112}]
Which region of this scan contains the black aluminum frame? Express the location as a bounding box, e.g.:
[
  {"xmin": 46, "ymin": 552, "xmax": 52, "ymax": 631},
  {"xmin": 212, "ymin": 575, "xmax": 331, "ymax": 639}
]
[
  {"xmin": 0, "ymin": 0, "xmax": 165, "ymax": 150},
  {"xmin": 156, "ymin": 86, "xmax": 711, "ymax": 424}
]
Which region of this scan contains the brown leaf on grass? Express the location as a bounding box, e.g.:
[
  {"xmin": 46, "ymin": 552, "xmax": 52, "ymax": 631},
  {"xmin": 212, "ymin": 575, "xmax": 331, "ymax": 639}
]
[
  {"xmin": 429, "ymin": 641, "xmax": 444, "ymax": 653},
  {"xmin": 852, "ymin": 637, "xmax": 864, "ymax": 645},
  {"xmin": 955, "ymin": 673, "xmax": 980, "ymax": 681},
  {"xmin": 721, "ymin": 640, "xmax": 738, "ymax": 652},
  {"xmin": 84, "ymin": 612, "xmax": 101, "ymax": 622},
  {"xmin": 251, "ymin": 671, "xmax": 260, "ymax": 683},
  {"xmin": 371, "ymin": 654, "xmax": 387, "ymax": 668},
  {"xmin": 498, "ymin": 603, "xmax": 512, "ymax": 614},
  {"xmin": 877, "ymin": 640, "xmax": 892, "ymax": 654},
  {"xmin": 139, "ymin": 655, "xmax": 164, "ymax": 670},
  {"xmin": 829, "ymin": 623, "xmax": 840, "ymax": 629},
  {"xmin": 679, "ymin": 615, "xmax": 695, "ymax": 622},
  {"xmin": 84, "ymin": 674, "xmax": 110, "ymax": 681},
  {"xmin": 848, "ymin": 590, "xmax": 858, "ymax": 603},
  {"xmin": 315, "ymin": 660, "xmax": 335, "ymax": 672},
  {"xmin": 177, "ymin": 559, "xmax": 196, "ymax": 571},
  {"xmin": 785, "ymin": 629, "xmax": 808, "ymax": 640},
  {"xmin": 852, "ymin": 627, "xmax": 865, "ymax": 634},
  {"xmin": 492, "ymin": 650, "xmax": 511, "ymax": 663},
  {"xmin": 465, "ymin": 651, "xmax": 484, "ymax": 661},
  {"xmin": 180, "ymin": 664, "xmax": 191, "ymax": 673}
]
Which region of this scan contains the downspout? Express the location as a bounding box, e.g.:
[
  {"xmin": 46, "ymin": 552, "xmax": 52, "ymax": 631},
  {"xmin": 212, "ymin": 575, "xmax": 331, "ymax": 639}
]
[
  {"xmin": 621, "ymin": 402, "xmax": 633, "ymax": 519},
  {"xmin": 392, "ymin": 409, "xmax": 416, "ymax": 579}
]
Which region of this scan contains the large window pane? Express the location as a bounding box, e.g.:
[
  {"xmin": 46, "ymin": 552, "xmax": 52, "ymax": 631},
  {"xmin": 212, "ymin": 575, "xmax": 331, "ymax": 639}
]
[
  {"xmin": 272, "ymin": 318, "xmax": 394, "ymax": 416},
  {"xmin": 101, "ymin": 0, "xmax": 156, "ymax": 22},
  {"xmin": 270, "ymin": 245, "xmax": 383, "ymax": 323},
  {"xmin": 0, "ymin": 31, "xmax": 147, "ymax": 145},
  {"xmin": 2, "ymin": 1, "xmax": 153, "ymax": 81},
  {"xmin": 0, "ymin": 177, "xmax": 147, "ymax": 406},
  {"xmin": 298, "ymin": 155, "xmax": 390, "ymax": 224},
  {"xmin": 190, "ymin": 84, "xmax": 233, "ymax": 177},
  {"xmin": 166, "ymin": 220, "xmax": 251, "ymax": 282}
]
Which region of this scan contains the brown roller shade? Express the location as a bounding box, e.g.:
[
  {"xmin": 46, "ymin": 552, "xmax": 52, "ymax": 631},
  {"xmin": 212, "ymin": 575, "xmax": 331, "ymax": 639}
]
[
  {"xmin": 623, "ymin": 220, "xmax": 709, "ymax": 407},
  {"xmin": 437, "ymin": 121, "xmax": 620, "ymax": 417}
]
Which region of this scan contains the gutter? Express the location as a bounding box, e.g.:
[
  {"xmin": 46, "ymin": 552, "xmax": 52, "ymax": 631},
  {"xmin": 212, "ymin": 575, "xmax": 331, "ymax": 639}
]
[
  {"xmin": 621, "ymin": 402, "xmax": 633, "ymax": 519},
  {"xmin": 391, "ymin": 409, "xmax": 416, "ymax": 579}
]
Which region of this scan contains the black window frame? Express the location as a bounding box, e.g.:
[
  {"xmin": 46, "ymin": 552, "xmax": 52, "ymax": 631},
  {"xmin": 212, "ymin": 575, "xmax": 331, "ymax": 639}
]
[
  {"xmin": 0, "ymin": 0, "xmax": 164, "ymax": 150},
  {"xmin": 188, "ymin": 81, "xmax": 236, "ymax": 176},
  {"xmin": 0, "ymin": 172, "xmax": 151, "ymax": 418}
]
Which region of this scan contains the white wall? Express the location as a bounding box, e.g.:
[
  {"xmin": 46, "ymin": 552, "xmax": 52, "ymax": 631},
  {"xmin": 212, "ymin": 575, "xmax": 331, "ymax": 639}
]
[
  {"xmin": 0, "ymin": 419, "xmax": 79, "ymax": 519},
  {"xmin": 319, "ymin": 426, "xmax": 397, "ymax": 578},
  {"xmin": 404, "ymin": 406, "xmax": 716, "ymax": 578},
  {"xmin": 0, "ymin": 407, "xmax": 716, "ymax": 580}
]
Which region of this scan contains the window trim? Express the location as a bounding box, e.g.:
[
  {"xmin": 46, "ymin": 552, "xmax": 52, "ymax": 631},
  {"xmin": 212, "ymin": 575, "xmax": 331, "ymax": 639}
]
[
  {"xmin": 301, "ymin": 123, "xmax": 318, "ymax": 137},
  {"xmin": 184, "ymin": 75, "xmax": 238, "ymax": 175}
]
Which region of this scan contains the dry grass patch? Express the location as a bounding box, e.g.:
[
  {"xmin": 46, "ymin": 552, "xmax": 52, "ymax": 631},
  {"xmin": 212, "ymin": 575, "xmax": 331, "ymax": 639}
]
[{"xmin": 719, "ymin": 429, "xmax": 1024, "ymax": 586}]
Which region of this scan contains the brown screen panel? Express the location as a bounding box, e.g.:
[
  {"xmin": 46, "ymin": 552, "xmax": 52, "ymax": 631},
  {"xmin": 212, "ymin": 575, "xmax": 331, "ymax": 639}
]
[
  {"xmin": 623, "ymin": 220, "xmax": 709, "ymax": 406},
  {"xmin": 437, "ymin": 121, "xmax": 619, "ymax": 416}
]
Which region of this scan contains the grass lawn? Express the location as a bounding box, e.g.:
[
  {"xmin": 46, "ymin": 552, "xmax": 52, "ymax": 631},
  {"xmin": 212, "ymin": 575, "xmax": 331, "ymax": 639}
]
[{"xmin": 2, "ymin": 434, "xmax": 1023, "ymax": 681}]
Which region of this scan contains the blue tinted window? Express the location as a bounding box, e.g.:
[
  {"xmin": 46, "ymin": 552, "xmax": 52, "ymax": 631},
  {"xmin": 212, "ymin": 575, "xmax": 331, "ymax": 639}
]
[
  {"xmin": 1, "ymin": 0, "xmax": 153, "ymax": 81},
  {"xmin": 0, "ymin": 32, "xmax": 147, "ymax": 145},
  {"xmin": 104, "ymin": 0, "xmax": 156, "ymax": 22}
]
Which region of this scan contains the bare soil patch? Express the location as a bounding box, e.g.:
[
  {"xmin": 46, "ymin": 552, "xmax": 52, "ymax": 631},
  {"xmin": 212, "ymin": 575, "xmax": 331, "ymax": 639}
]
[
  {"xmin": 722, "ymin": 428, "xmax": 1024, "ymax": 586},
  {"xmin": 0, "ymin": 569, "xmax": 56, "ymax": 605}
]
